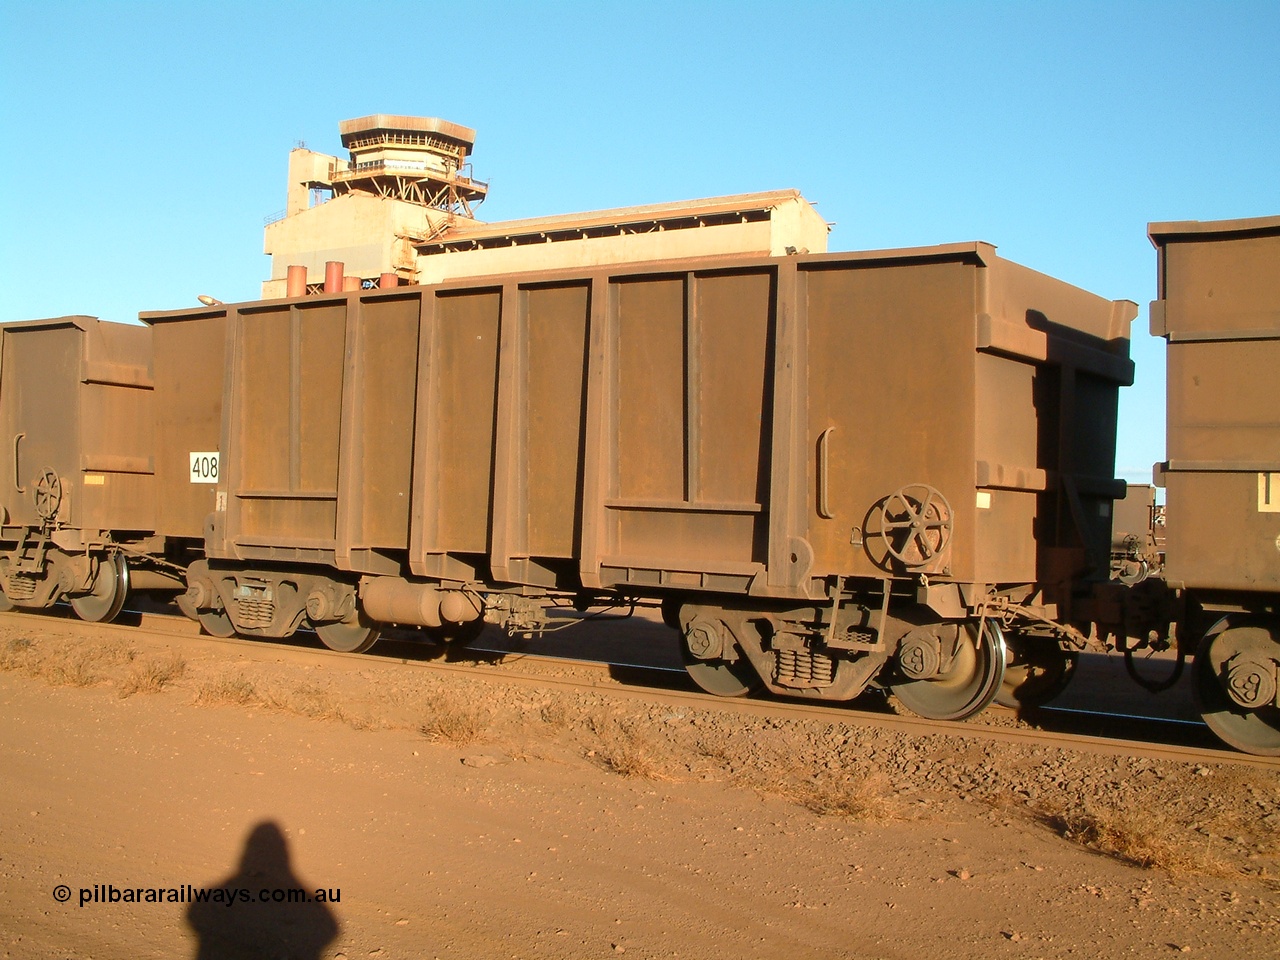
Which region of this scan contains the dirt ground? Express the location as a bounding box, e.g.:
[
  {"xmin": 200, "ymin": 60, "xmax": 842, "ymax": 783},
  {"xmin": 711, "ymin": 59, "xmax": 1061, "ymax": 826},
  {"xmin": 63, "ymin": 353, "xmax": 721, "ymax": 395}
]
[{"xmin": 0, "ymin": 616, "xmax": 1277, "ymax": 960}]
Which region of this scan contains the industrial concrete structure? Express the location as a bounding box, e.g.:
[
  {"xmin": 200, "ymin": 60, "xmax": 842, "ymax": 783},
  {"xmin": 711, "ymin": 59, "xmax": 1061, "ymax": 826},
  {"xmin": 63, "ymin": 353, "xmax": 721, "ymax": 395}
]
[
  {"xmin": 263, "ymin": 115, "xmax": 486, "ymax": 296},
  {"xmin": 262, "ymin": 116, "xmax": 829, "ymax": 297},
  {"xmin": 409, "ymin": 189, "xmax": 830, "ymax": 285}
]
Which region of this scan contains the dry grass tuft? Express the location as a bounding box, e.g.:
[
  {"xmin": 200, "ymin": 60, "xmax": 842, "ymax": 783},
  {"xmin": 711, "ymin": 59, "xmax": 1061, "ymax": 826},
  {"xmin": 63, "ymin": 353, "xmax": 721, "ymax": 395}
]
[
  {"xmin": 267, "ymin": 682, "xmax": 338, "ymax": 719},
  {"xmin": 420, "ymin": 692, "xmax": 492, "ymax": 746},
  {"xmin": 259, "ymin": 681, "xmax": 375, "ymax": 730},
  {"xmin": 0, "ymin": 635, "xmax": 139, "ymax": 688},
  {"xmin": 340, "ymin": 712, "xmax": 378, "ymax": 732},
  {"xmin": 694, "ymin": 737, "xmax": 734, "ymax": 765},
  {"xmin": 794, "ymin": 773, "xmax": 897, "ymax": 822},
  {"xmin": 193, "ymin": 671, "xmax": 258, "ymax": 706},
  {"xmin": 592, "ymin": 722, "xmax": 671, "ymax": 780},
  {"xmin": 721, "ymin": 752, "xmax": 899, "ymax": 824},
  {"xmin": 271, "ymin": 682, "xmax": 338, "ymax": 718},
  {"xmin": 0, "ymin": 635, "xmax": 37, "ymax": 671},
  {"xmin": 94, "ymin": 639, "xmax": 138, "ymax": 667},
  {"xmin": 118, "ymin": 652, "xmax": 186, "ymax": 698},
  {"xmin": 539, "ymin": 698, "xmax": 571, "ymax": 730},
  {"xmin": 39, "ymin": 646, "xmax": 110, "ymax": 687},
  {"xmin": 1045, "ymin": 802, "xmax": 1229, "ymax": 875}
]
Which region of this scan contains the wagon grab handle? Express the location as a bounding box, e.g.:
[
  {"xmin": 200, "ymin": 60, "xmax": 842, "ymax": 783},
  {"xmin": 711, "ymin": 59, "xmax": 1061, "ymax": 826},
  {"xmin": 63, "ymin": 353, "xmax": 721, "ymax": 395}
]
[
  {"xmin": 817, "ymin": 427, "xmax": 835, "ymax": 519},
  {"xmin": 12, "ymin": 433, "xmax": 24, "ymax": 493}
]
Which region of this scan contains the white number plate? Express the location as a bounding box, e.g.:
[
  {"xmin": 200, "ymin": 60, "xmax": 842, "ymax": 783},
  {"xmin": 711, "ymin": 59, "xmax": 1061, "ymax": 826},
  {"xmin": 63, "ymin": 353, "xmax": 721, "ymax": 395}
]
[{"xmin": 189, "ymin": 452, "xmax": 220, "ymax": 484}]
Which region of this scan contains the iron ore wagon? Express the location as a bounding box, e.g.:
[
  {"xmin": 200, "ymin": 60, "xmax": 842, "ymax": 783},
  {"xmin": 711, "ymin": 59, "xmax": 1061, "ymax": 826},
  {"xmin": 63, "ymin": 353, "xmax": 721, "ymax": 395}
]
[{"xmin": 143, "ymin": 241, "xmax": 1135, "ymax": 722}]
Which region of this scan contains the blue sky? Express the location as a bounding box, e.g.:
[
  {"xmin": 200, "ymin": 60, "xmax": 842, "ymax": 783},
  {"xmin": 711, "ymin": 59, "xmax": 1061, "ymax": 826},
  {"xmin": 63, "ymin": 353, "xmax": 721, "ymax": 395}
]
[{"xmin": 2, "ymin": 1, "xmax": 1277, "ymax": 483}]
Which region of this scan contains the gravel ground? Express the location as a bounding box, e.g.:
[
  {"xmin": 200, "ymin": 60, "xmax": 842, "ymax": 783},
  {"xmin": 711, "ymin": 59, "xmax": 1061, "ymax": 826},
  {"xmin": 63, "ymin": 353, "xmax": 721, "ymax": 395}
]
[
  {"xmin": 6, "ymin": 621, "xmax": 1275, "ymax": 883},
  {"xmin": 2, "ymin": 619, "xmax": 1279, "ymax": 959}
]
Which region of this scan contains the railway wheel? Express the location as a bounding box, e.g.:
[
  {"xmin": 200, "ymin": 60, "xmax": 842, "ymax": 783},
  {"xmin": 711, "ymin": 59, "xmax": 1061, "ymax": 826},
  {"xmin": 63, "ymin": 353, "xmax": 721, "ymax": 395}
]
[
  {"xmin": 198, "ymin": 608, "xmax": 237, "ymax": 638},
  {"xmin": 1193, "ymin": 620, "xmax": 1280, "ymax": 756},
  {"xmin": 70, "ymin": 554, "xmax": 129, "ymax": 624},
  {"xmin": 683, "ymin": 654, "xmax": 761, "ymax": 697},
  {"xmin": 890, "ymin": 619, "xmax": 1007, "ymax": 721},
  {"xmin": 315, "ymin": 618, "xmax": 381, "ymax": 654},
  {"xmin": 995, "ymin": 633, "xmax": 1078, "ymax": 708},
  {"xmin": 680, "ymin": 618, "xmax": 762, "ymax": 698}
]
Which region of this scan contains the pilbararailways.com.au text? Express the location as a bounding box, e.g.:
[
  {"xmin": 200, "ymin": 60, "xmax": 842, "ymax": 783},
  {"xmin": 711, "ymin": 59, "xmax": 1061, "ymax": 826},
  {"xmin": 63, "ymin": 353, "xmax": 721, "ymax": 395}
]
[{"xmin": 58, "ymin": 884, "xmax": 341, "ymax": 908}]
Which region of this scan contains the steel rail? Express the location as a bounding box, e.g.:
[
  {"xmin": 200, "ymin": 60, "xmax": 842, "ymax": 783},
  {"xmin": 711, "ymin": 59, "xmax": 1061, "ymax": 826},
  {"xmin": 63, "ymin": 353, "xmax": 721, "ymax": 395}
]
[{"xmin": 2, "ymin": 607, "xmax": 1274, "ymax": 771}]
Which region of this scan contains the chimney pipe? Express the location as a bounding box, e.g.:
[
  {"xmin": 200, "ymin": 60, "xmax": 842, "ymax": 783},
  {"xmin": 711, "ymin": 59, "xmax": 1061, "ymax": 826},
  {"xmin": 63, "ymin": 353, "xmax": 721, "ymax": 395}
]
[{"xmin": 286, "ymin": 265, "xmax": 307, "ymax": 298}]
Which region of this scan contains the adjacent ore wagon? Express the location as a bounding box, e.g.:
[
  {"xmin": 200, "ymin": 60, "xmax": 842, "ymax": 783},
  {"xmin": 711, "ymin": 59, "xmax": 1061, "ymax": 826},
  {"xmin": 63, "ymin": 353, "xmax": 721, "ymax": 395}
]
[
  {"xmin": 143, "ymin": 241, "xmax": 1135, "ymax": 721},
  {"xmin": 1148, "ymin": 215, "xmax": 1280, "ymax": 754},
  {"xmin": 0, "ymin": 316, "xmax": 181, "ymax": 621}
]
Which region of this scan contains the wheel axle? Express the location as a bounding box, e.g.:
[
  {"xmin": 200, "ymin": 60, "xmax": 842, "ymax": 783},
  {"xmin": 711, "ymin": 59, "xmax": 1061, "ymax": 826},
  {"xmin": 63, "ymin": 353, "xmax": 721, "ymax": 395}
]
[{"xmin": 1224, "ymin": 653, "xmax": 1277, "ymax": 709}]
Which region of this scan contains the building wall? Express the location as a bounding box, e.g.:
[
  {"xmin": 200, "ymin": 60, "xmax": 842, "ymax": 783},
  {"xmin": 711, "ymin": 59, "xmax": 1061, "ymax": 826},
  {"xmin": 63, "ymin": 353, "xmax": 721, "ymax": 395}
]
[
  {"xmin": 285, "ymin": 149, "xmax": 340, "ymax": 216},
  {"xmin": 416, "ymin": 197, "xmax": 830, "ymax": 285},
  {"xmin": 264, "ymin": 191, "xmax": 829, "ymax": 297},
  {"xmin": 262, "ymin": 194, "xmax": 450, "ymax": 296},
  {"xmin": 419, "ymin": 221, "xmax": 748, "ymax": 284},
  {"xmin": 768, "ymin": 195, "xmax": 830, "ymax": 255}
]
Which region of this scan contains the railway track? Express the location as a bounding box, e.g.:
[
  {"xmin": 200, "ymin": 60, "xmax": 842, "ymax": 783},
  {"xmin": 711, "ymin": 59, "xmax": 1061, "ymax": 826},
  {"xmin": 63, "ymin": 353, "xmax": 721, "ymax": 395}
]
[{"xmin": 2, "ymin": 605, "xmax": 1274, "ymax": 771}]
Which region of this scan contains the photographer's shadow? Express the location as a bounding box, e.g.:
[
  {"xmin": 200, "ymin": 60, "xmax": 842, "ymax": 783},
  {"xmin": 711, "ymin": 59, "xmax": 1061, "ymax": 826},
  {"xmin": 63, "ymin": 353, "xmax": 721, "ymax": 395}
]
[{"xmin": 187, "ymin": 820, "xmax": 339, "ymax": 960}]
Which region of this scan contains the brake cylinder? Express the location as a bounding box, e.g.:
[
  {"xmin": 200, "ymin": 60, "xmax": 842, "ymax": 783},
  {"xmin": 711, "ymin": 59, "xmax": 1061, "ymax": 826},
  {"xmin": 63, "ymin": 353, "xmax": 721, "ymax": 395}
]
[
  {"xmin": 361, "ymin": 578, "xmax": 445, "ymax": 627},
  {"xmin": 360, "ymin": 578, "xmax": 481, "ymax": 629}
]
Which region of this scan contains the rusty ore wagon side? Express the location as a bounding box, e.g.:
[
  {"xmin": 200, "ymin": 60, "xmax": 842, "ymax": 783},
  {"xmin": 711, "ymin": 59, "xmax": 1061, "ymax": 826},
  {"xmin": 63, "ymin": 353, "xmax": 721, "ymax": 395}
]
[
  {"xmin": 0, "ymin": 316, "xmax": 182, "ymax": 621},
  {"xmin": 147, "ymin": 242, "xmax": 1134, "ymax": 721}
]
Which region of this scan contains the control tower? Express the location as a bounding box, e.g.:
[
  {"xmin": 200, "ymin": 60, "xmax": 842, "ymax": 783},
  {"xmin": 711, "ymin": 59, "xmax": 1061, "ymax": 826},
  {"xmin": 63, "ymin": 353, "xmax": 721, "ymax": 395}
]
[
  {"xmin": 264, "ymin": 114, "xmax": 489, "ymax": 294},
  {"xmin": 312, "ymin": 115, "xmax": 486, "ymax": 214}
]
